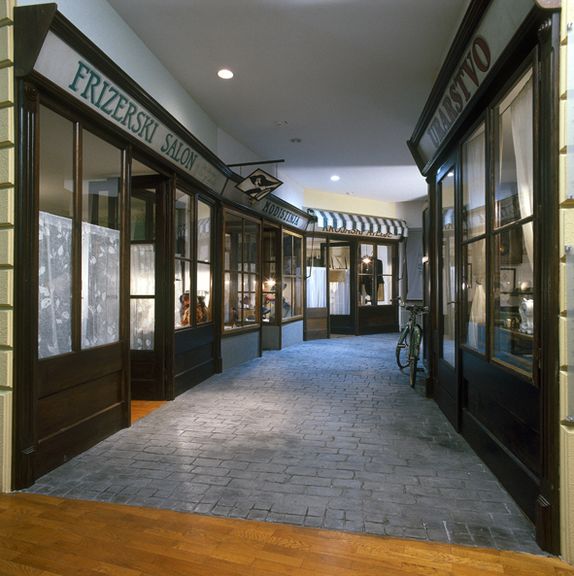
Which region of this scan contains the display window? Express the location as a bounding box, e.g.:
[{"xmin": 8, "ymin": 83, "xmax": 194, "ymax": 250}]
[
  {"xmin": 262, "ymin": 228, "xmax": 278, "ymax": 323},
  {"xmin": 174, "ymin": 192, "xmax": 213, "ymax": 329},
  {"xmin": 282, "ymin": 231, "xmax": 303, "ymax": 320},
  {"xmin": 38, "ymin": 105, "xmax": 123, "ymax": 358},
  {"xmin": 358, "ymin": 243, "xmax": 394, "ymax": 306},
  {"xmin": 223, "ymin": 211, "xmax": 260, "ymax": 330}
]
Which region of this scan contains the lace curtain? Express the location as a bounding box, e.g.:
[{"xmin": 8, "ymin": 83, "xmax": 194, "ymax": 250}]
[
  {"xmin": 38, "ymin": 212, "xmax": 73, "ymax": 358},
  {"xmin": 81, "ymin": 222, "xmax": 120, "ymax": 348},
  {"xmin": 510, "ymin": 77, "xmax": 534, "ymax": 264}
]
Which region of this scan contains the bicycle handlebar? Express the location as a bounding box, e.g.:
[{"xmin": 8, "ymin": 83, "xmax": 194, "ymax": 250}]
[{"xmin": 397, "ymin": 298, "xmax": 428, "ymax": 314}]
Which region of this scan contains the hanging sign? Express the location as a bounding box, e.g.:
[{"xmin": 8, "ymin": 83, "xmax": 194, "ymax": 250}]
[
  {"xmin": 33, "ymin": 31, "xmax": 228, "ymax": 193},
  {"xmin": 236, "ymin": 169, "xmax": 283, "ymax": 202}
]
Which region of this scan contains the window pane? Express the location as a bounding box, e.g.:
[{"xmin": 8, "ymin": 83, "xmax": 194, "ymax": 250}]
[
  {"xmin": 197, "ymin": 200, "xmax": 211, "ymax": 263},
  {"xmin": 493, "ymin": 223, "xmax": 534, "ymax": 373},
  {"xmin": 196, "ymin": 262, "xmax": 211, "ymax": 323},
  {"xmin": 376, "ymin": 244, "xmax": 392, "ymax": 305},
  {"xmin": 131, "ymin": 244, "xmax": 155, "ymax": 295},
  {"xmin": 38, "ymin": 107, "xmax": 74, "ymax": 358},
  {"xmin": 358, "ymin": 243, "xmax": 374, "ymax": 306},
  {"xmin": 81, "ymin": 130, "xmax": 121, "ymax": 349},
  {"xmin": 462, "ymin": 123, "xmax": 485, "ymax": 239},
  {"xmin": 131, "ymin": 298, "xmax": 154, "ymax": 350},
  {"xmin": 282, "ymin": 233, "xmax": 303, "ymax": 320},
  {"xmin": 39, "ymin": 106, "xmax": 74, "ymax": 218},
  {"xmin": 495, "ymin": 70, "xmax": 533, "ymax": 228},
  {"xmin": 329, "ymin": 244, "xmax": 350, "ymax": 315},
  {"xmin": 306, "ymin": 237, "xmax": 326, "ymax": 308},
  {"xmin": 38, "ymin": 212, "xmax": 73, "ymax": 358},
  {"xmin": 441, "ymin": 173, "xmax": 456, "ymax": 367},
  {"xmin": 263, "ymin": 229, "xmax": 278, "ymax": 323},
  {"xmin": 463, "ymin": 239, "xmax": 486, "ymax": 353},
  {"xmin": 175, "ymin": 259, "xmax": 191, "ymax": 328},
  {"xmin": 175, "ymin": 190, "xmax": 191, "ymax": 258}
]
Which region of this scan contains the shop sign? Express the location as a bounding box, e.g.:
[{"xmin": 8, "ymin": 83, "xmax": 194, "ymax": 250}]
[
  {"xmin": 321, "ymin": 226, "xmax": 400, "ymax": 240},
  {"xmin": 414, "ymin": 0, "xmax": 534, "ymax": 170},
  {"xmin": 260, "ymin": 199, "xmax": 302, "ymax": 228},
  {"xmin": 34, "ymin": 31, "xmax": 228, "ymax": 193}
]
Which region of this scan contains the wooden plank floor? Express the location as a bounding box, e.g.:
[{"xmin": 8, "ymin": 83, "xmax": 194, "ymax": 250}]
[
  {"xmin": 0, "ymin": 494, "xmax": 572, "ymax": 576},
  {"xmin": 131, "ymin": 400, "xmax": 167, "ymax": 424}
]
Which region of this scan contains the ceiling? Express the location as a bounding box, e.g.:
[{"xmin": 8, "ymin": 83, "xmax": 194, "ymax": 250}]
[{"xmin": 106, "ymin": 0, "xmax": 470, "ymax": 203}]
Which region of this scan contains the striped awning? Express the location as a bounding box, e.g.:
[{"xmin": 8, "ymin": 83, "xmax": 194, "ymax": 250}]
[{"xmin": 306, "ymin": 208, "xmax": 408, "ymax": 239}]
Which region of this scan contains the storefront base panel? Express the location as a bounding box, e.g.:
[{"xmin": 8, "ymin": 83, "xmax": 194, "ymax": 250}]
[
  {"xmin": 561, "ymin": 426, "xmax": 574, "ymax": 563},
  {"xmin": 262, "ymin": 325, "xmax": 281, "ymax": 350},
  {"xmin": 35, "ymin": 402, "xmax": 124, "ymax": 481},
  {"xmin": 0, "ymin": 390, "xmax": 12, "ymax": 492},
  {"xmin": 175, "ymin": 326, "xmax": 216, "ymax": 396},
  {"xmin": 282, "ymin": 321, "xmax": 303, "ymax": 348},
  {"xmin": 221, "ymin": 331, "xmax": 260, "ymax": 371},
  {"xmin": 305, "ymin": 308, "xmax": 328, "ymax": 340},
  {"xmin": 435, "ymin": 363, "xmax": 458, "ymax": 429},
  {"xmin": 462, "ymin": 409, "xmax": 539, "ymax": 522},
  {"xmin": 358, "ymin": 306, "xmax": 398, "ymax": 334}
]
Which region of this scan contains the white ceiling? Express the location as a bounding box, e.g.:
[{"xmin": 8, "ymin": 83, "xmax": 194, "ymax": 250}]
[{"xmin": 106, "ymin": 0, "xmax": 470, "ymax": 202}]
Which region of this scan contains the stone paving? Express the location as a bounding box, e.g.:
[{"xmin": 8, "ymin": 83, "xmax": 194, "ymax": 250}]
[{"xmin": 24, "ymin": 334, "xmax": 541, "ymax": 553}]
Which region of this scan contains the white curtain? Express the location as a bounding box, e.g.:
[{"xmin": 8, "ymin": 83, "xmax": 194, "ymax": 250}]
[
  {"xmin": 329, "ymin": 270, "xmax": 350, "ymax": 315},
  {"xmin": 510, "ymin": 77, "xmax": 534, "ymax": 265},
  {"xmin": 464, "ymin": 126, "xmax": 485, "ymax": 236},
  {"xmin": 38, "ymin": 212, "xmax": 73, "ymax": 358},
  {"xmin": 81, "ymin": 222, "xmax": 120, "ymax": 349},
  {"xmin": 306, "ymin": 267, "xmax": 326, "ymax": 308}
]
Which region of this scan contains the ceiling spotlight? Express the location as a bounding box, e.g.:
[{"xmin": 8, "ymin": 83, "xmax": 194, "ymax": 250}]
[
  {"xmin": 290, "ymin": 138, "xmax": 302, "ymax": 143},
  {"xmin": 330, "ymin": 175, "xmax": 340, "ymax": 182},
  {"xmin": 217, "ymin": 68, "xmax": 234, "ymax": 79},
  {"xmin": 274, "ymin": 120, "xmax": 288, "ymax": 127}
]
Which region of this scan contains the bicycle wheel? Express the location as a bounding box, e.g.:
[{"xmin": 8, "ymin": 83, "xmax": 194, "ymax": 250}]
[
  {"xmin": 396, "ymin": 329, "xmax": 410, "ymax": 369},
  {"xmin": 409, "ymin": 356, "xmax": 418, "ymax": 388}
]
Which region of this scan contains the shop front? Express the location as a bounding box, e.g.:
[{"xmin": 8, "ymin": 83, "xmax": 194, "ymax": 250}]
[
  {"xmin": 12, "ymin": 5, "xmax": 312, "ymax": 487},
  {"xmin": 304, "ymin": 208, "xmax": 407, "ymax": 338},
  {"xmin": 408, "ymin": 0, "xmax": 560, "ymax": 553}
]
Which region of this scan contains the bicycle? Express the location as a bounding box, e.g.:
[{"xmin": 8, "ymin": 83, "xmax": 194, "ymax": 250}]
[{"xmin": 395, "ymin": 300, "xmax": 429, "ymax": 388}]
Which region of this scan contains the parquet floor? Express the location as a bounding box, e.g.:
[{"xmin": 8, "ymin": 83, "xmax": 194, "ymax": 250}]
[{"xmin": 0, "ymin": 494, "xmax": 572, "ymax": 576}]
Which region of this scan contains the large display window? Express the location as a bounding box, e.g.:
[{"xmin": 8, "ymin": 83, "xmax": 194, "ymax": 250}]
[
  {"xmin": 282, "ymin": 231, "xmax": 303, "ymax": 320},
  {"xmin": 39, "ymin": 105, "xmax": 122, "ymax": 358},
  {"xmin": 358, "ymin": 243, "xmax": 394, "ymax": 306},
  {"xmin": 223, "ymin": 211, "xmax": 260, "ymax": 330}
]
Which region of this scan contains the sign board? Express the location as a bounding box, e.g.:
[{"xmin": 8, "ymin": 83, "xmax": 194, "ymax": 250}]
[
  {"xmin": 34, "ymin": 31, "xmax": 228, "ymax": 193},
  {"xmin": 236, "ymin": 169, "xmax": 282, "ymax": 202},
  {"xmin": 411, "ymin": 0, "xmax": 534, "ymax": 172}
]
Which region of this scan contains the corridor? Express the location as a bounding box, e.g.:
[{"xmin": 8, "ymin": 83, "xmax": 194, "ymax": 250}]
[{"xmin": 24, "ymin": 334, "xmax": 539, "ymax": 554}]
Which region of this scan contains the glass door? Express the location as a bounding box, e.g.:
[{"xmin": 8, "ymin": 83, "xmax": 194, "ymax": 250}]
[
  {"xmin": 329, "ymin": 242, "xmax": 353, "ymax": 333},
  {"xmin": 130, "ymin": 174, "xmax": 169, "ymax": 399},
  {"xmin": 305, "ymin": 236, "xmax": 328, "ymax": 339}
]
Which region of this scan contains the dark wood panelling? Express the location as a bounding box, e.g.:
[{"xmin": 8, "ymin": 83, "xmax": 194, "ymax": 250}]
[
  {"xmin": 35, "ymin": 404, "xmax": 124, "ymax": 479},
  {"xmin": 37, "ymin": 373, "xmax": 122, "ymax": 439},
  {"xmin": 436, "ymin": 363, "xmax": 458, "ymax": 428},
  {"xmin": 174, "ymin": 324, "xmax": 214, "ymax": 354},
  {"xmin": 358, "ymin": 306, "xmax": 398, "ymax": 334},
  {"xmin": 463, "ymin": 351, "xmax": 540, "ymax": 476},
  {"xmin": 305, "ymin": 308, "xmax": 328, "ymax": 340},
  {"xmin": 37, "ymin": 344, "xmax": 123, "ymax": 397},
  {"xmin": 462, "ymin": 409, "xmax": 539, "ymax": 521},
  {"xmin": 175, "ymin": 361, "xmax": 215, "ymax": 397},
  {"xmin": 175, "ymin": 343, "xmax": 213, "ymax": 375}
]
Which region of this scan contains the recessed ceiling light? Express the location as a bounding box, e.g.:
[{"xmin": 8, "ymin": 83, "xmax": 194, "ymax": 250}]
[
  {"xmin": 330, "ymin": 175, "xmax": 340, "ymax": 182},
  {"xmin": 274, "ymin": 120, "xmax": 288, "ymax": 127},
  {"xmin": 217, "ymin": 68, "xmax": 234, "ymax": 79},
  {"xmin": 290, "ymin": 138, "xmax": 302, "ymax": 143}
]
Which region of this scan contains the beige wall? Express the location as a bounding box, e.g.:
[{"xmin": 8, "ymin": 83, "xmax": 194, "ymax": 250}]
[
  {"xmin": 0, "ymin": 0, "xmax": 13, "ymax": 493},
  {"xmin": 560, "ymin": 1, "xmax": 574, "ymax": 563},
  {"xmin": 303, "ymin": 188, "xmax": 397, "ymax": 218}
]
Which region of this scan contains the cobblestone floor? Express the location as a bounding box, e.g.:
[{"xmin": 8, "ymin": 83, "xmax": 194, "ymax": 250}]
[{"xmin": 24, "ymin": 334, "xmax": 541, "ymax": 553}]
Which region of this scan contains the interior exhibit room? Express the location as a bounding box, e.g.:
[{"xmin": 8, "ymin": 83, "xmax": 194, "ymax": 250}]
[{"xmin": 1, "ymin": 0, "xmax": 574, "ymax": 569}]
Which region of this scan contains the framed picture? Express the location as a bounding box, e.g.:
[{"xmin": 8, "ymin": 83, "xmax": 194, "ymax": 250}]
[{"xmin": 500, "ymin": 267, "xmax": 515, "ymax": 293}]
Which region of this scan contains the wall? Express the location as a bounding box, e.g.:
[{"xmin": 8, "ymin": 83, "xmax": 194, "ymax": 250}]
[
  {"xmin": 303, "ymin": 188, "xmax": 397, "ymax": 218},
  {"xmin": 16, "ymin": 0, "xmax": 254, "ymax": 157},
  {"xmin": 560, "ymin": 1, "xmax": 574, "ymax": 563},
  {"xmin": 0, "ymin": 0, "xmax": 13, "ymax": 492}
]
